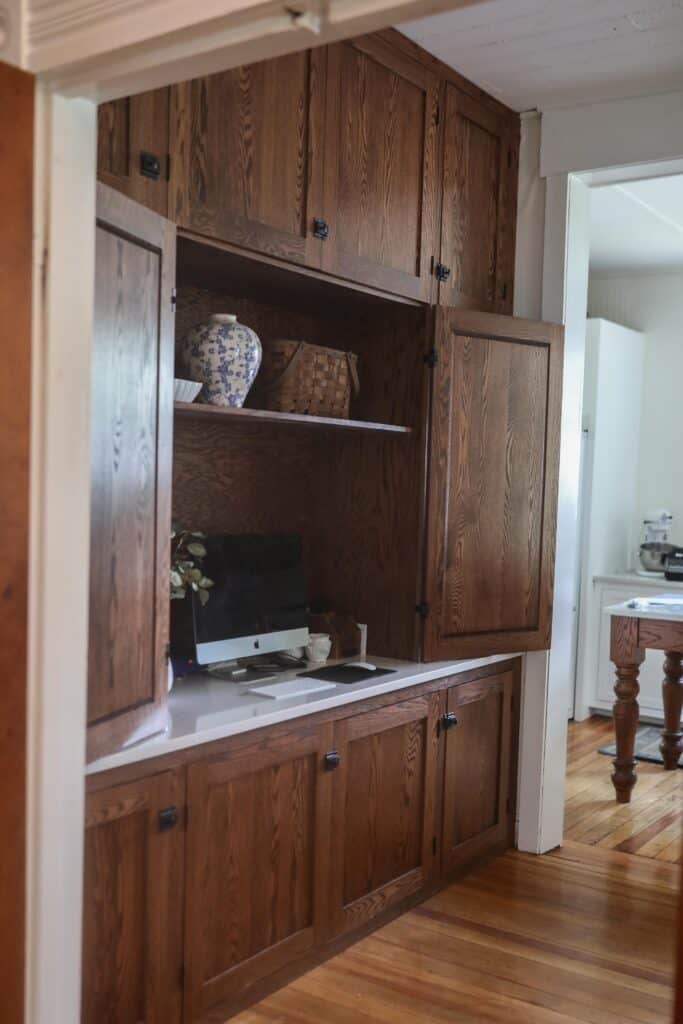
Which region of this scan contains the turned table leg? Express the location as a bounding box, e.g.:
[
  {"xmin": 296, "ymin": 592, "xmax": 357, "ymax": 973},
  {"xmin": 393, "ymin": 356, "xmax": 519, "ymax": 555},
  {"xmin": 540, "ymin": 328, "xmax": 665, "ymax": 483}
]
[
  {"xmin": 660, "ymin": 651, "xmax": 683, "ymax": 769},
  {"xmin": 610, "ymin": 616, "xmax": 645, "ymax": 803}
]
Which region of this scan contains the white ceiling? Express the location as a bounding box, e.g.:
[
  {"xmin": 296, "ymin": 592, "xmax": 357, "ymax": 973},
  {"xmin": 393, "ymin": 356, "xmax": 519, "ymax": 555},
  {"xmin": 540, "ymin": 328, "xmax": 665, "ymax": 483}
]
[
  {"xmin": 589, "ymin": 174, "xmax": 683, "ymax": 274},
  {"xmin": 400, "ymin": 0, "xmax": 683, "ymax": 111}
]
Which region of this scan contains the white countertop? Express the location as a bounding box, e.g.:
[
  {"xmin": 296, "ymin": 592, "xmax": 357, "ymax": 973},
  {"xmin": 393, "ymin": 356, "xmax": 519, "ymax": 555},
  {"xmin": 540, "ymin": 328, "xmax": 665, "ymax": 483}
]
[
  {"xmin": 86, "ymin": 653, "xmax": 517, "ymax": 776},
  {"xmin": 606, "ymin": 595, "xmax": 683, "ymax": 622}
]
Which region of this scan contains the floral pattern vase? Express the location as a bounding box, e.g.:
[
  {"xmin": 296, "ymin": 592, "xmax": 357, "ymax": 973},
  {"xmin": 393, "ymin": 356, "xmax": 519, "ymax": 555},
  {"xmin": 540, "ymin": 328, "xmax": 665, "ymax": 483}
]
[{"xmin": 181, "ymin": 314, "xmax": 262, "ymax": 408}]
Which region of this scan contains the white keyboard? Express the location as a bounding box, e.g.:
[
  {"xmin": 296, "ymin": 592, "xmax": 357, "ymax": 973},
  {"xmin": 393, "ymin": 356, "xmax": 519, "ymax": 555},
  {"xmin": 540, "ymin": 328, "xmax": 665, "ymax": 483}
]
[{"xmin": 247, "ymin": 678, "xmax": 337, "ymax": 700}]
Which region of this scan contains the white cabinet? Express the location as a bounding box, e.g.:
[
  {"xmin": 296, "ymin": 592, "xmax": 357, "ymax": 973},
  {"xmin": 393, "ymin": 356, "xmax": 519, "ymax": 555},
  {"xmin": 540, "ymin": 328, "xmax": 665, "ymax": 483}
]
[{"xmin": 577, "ymin": 574, "xmax": 683, "ymax": 722}]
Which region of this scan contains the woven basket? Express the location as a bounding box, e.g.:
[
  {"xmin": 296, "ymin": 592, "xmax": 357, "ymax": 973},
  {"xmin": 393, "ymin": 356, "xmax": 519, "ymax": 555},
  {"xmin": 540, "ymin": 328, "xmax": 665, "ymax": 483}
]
[{"xmin": 253, "ymin": 340, "xmax": 360, "ymax": 418}]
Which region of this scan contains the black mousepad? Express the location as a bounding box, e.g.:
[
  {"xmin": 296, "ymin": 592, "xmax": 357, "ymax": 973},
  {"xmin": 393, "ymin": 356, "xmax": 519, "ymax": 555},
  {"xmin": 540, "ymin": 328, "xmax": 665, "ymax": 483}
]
[{"xmin": 299, "ymin": 664, "xmax": 396, "ymax": 685}]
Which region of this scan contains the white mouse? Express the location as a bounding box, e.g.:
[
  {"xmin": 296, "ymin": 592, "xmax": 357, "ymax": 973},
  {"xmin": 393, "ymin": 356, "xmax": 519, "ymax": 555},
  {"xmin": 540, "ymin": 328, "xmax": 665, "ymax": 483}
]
[{"xmin": 345, "ymin": 661, "xmax": 377, "ymax": 671}]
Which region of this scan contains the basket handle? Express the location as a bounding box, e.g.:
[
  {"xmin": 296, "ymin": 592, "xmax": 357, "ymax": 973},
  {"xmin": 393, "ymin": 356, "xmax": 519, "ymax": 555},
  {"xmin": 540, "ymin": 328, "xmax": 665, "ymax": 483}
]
[{"xmin": 261, "ymin": 342, "xmax": 306, "ymax": 393}]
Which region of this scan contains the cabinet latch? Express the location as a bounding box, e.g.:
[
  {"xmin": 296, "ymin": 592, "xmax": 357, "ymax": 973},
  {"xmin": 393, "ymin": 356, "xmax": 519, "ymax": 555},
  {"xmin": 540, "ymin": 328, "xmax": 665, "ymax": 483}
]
[
  {"xmin": 441, "ymin": 712, "xmax": 458, "ymax": 732},
  {"xmin": 435, "ymin": 262, "xmax": 451, "ymax": 283}
]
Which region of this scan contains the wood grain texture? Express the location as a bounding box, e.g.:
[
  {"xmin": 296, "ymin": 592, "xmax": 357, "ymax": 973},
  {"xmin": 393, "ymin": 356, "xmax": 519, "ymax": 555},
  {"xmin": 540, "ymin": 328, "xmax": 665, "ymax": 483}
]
[
  {"xmin": 437, "ymin": 85, "xmax": 520, "ymax": 314},
  {"xmin": 229, "ymin": 837, "xmax": 678, "ymax": 1024},
  {"xmin": 329, "ymin": 693, "xmax": 440, "ymax": 938},
  {"xmin": 423, "ymin": 309, "xmax": 564, "ymax": 660},
  {"xmin": 565, "ymin": 717, "xmax": 681, "ymax": 865},
  {"xmin": 0, "ymin": 61, "xmax": 32, "ymax": 1024},
  {"xmin": 170, "ymin": 50, "xmax": 324, "ymax": 268},
  {"xmin": 183, "ymin": 721, "xmax": 334, "ymax": 1018},
  {"xmin": 441, "ymin": 670, "xmax": 515, "ymax": 875},
  {"xmin": 81, "ymin": 770, "xmax": 185, "ymax": 1024},
  {"xmin": 87, "ymin": 184, "xmax": 175, "ymax": 761},
  {"xmin": 322, "ymin": 34, "xmax": 439, "ymax": 301},
  {"xmin": 98, "ymin": 88, "xmax": 170, "ymax": 216}
]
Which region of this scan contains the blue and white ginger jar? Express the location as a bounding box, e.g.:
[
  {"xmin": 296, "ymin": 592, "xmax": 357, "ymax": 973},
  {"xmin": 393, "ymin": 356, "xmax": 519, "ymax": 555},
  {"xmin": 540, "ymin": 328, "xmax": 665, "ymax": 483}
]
[{"xmin": 181, "ymin": 314, "xmax": 262, "ymax": 408}]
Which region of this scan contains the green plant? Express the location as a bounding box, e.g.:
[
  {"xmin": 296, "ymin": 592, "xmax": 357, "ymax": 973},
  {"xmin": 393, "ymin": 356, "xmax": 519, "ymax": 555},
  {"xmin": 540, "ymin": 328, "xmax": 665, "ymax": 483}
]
[{"xmin": 170, "ymin": 528, "xmax": 214, "ymax": 604}]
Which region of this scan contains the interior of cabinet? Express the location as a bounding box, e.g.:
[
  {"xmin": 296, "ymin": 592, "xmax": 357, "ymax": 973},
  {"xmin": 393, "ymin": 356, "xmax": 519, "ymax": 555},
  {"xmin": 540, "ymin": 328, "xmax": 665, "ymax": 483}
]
[{"xmin": 173, "ymin": 238, "xmax": 429, "ymax": 659}]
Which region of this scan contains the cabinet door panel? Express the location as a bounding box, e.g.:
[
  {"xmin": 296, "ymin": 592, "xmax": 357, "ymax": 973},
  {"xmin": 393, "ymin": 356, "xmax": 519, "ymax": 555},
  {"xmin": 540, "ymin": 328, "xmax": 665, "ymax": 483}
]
[
  {"xmin": 97, "ymin": 88, "xmax": 170, "ymax": 216},
  {"xmin": 184, "ymin": 724, "xmax": 333, "ymax": 1019},
  {"xmin": 441, "ymin": 671, "xmax": 515, "ymax": 875},
  {"xmin": 424, "ymin": 309, "xmax": 563, "ymax": 659},
  {"xmin": 330, "ymin": 694, "xmax": 439, "ymax": 937},
  {"xmin": 170, "ymin": 50, "xmax": 325, "ymax": 268},
  {"xmin": 322, "ymin": 36, "xmax": 438, "ymax": 300},
  {"xmin": 87, "ymin": 185, "xmax": 175, "ymax": 760},
  {"xmin": 82, "ymin": 771, "xmax": 184, "ymax": 1024},
  {"xmin": 439, "ymin": 85, "xmax": 519, "ymax": 313}
]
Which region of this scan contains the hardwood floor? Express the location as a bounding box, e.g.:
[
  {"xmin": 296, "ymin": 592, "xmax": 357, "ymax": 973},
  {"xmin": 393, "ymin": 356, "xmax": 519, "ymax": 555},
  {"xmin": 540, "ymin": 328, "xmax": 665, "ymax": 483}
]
[
  {"xmin": 566, "ymin": 716, "xmax": 682, "ymax": 864},
  {"xmin": 229, "ymin": 716, "xmax": 680, "ymax": 1024}
]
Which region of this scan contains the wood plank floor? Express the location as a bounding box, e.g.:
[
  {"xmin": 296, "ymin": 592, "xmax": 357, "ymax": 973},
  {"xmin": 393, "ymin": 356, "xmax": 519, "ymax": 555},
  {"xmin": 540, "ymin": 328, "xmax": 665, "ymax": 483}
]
[
  {"xmin": 230, "ymin": 717, "xmax": 681, "ymax": 1024},
  {"xmin": 566, "ymin": 716, "xmax": 682, "ymax": 864}
]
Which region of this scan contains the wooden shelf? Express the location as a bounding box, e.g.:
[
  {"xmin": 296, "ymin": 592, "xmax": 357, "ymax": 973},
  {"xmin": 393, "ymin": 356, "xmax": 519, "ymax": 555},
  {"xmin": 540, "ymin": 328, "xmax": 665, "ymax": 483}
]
[{"xmin": 174, "ymin": 402, "xmax": 413, "ymax": 436}]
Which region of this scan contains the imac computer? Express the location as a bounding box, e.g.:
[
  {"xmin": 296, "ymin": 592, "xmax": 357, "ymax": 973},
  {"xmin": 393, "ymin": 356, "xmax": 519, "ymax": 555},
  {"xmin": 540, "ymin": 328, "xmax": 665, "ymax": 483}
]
[{"xmin": 174, "ymin": 533, "xmax": 309, "ymax": 680}]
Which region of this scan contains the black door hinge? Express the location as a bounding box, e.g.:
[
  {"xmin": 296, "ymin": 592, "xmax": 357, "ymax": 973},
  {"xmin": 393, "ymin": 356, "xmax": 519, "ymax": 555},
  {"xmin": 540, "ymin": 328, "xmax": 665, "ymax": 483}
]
[
  {"xmin": 179, "ymin": 963, "xmax": 185, "ymax": 989},
  {"xmin": 435, "ymin": 262, "xmax": 451, "ymax": 283},
  {"xmin": 166, "ymin": 153, "xmax": 172, "ymax": 182},
  {"xmin": 423, "ymin": 350, "xmax": 438, "ymax": 369},
  {"xmin": 171, "ymin": 287, "xmax": 177, "ymax": 312},
  {"xmin": 416, "ymin": 601, "xmax": 430, "ymax": 618},
  {"xmin": 432, "ymin": 836, "xmax": 437, "ymax": 856},
  {"xmin": 506, "ymin": 795, "xmax": 512, "ymax": 814},
  {"xmin": 435, "ymin": 103, "xmax": 440, "ymax": 127}
]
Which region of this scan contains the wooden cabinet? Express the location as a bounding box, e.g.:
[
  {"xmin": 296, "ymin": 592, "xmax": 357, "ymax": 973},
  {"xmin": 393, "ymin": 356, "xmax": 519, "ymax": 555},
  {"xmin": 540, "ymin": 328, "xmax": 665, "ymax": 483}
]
[
  {"xmin": 169, "ymin": 50, "xmax": 326, "ymax": 268},
  {"xmin": 321, "ymin": 35, "xmax": 439, "ymax": 300},
  {"xmin": 87, "ymin": 185, "xmax": 175, "ymax": 761},
  {"xmin": 437, "ymin": 84, "xmax": 519, "ymax": 313},
  {"xmin": 328, "ymin": 693, "xmax": 440, "ymax": 937},
  {"xmin": 441, "ymin": 669, "xmax": 516, "ymax": 875},
  {"xmin": 97, "ymin": 88, "xmax": 170, "ymax": 216},
  {"xmin": 183, "ymin": 722, "xmax": 334, "ymax": 1019},
  {"xmin": 423, "ymin": 309, "xmax": 563, "ymax": 660},
  {"xmin": 81, "ymin": 771, "xmax": 184, "ymax": 1024}
]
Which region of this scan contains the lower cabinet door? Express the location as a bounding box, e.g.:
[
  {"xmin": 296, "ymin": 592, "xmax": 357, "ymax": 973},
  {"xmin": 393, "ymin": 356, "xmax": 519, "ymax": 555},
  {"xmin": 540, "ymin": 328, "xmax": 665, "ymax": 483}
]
[
  {"xmin": 81, "ymin": 771, "xmax": 185, "ymax": 1024},
  {"xmin": 184, "ymin": 722, "xmax": 334, "ymax": 1020},
  {"xmin": 329, "ymin": 693, "xmax": 440, "ymax": 938},
  {"xmin": 441, "ymin": 669, "xmax": 515, "ymax": 875}
]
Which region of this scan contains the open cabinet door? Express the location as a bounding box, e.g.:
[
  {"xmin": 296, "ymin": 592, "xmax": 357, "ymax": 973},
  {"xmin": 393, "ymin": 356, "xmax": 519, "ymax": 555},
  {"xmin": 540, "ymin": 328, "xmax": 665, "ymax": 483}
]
[
  {"xmin": 423, "ymin": 309, "xmax": 563, "ymax": 661},
  {"xmin": 87, "ymin": 185, "xmax": 176, "ymax": 761}
]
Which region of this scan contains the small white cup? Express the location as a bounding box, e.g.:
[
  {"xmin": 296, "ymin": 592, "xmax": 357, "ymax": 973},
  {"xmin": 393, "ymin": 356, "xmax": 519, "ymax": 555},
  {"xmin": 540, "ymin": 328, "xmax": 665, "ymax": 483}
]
[{"xmin": 305, "ymin": 633, "xmax": 332, "ymax": 664}]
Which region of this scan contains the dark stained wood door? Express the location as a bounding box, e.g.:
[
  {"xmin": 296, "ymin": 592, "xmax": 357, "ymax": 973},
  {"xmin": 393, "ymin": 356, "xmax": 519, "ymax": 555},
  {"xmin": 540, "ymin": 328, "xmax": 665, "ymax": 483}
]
[
  {"xmin": 97, "ymin": 88, "xmax": 170, "ymax": 216},
  {"xmin": 441, "ymin": 670, "xmax": 515, "ymax": 875},
  {"xmin": 87, "ymin": 184, "xmax": 175, "ymax": 761},
  {"xmin": 184, "ymin": 722, "xmax": 334, "ymax": 1020},
  {"xmin": 0, "ymin": 60, "xmax": 33, "ymax": 1024},
  {"xmin": 438, "ymin": 84, "xmax": 519, "ymax": 313},
  {"xmin": 321, "ymin": 35, "xmax": 439, "ymax": 301},
  {"xmin": 329, "ymin": 694, "xmax": 440, "ymax": 937},
  {"xmin": 81, "ymin": 770, "xmax": 184, "ymax": 1024},
  {"xmin": 423, "ymin": 309, "xmax": 563, "ymax": 660},
  {"xmin": 169, "ymin": 49, "xmax": 325, "ymax": 268}
]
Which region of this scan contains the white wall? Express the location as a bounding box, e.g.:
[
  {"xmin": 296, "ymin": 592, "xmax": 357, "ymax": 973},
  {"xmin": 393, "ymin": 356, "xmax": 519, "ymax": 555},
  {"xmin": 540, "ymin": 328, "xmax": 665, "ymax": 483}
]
[{"xmin": 588, "ymin": 271, "xmax": 683, "ymax": 535}]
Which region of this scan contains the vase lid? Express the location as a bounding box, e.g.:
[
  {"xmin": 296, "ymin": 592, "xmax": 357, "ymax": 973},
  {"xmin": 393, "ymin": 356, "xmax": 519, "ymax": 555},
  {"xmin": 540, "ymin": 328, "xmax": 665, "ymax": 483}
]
[{"xmin": 210, "ymin": 313, "xmax": 238, "ymax": 323}]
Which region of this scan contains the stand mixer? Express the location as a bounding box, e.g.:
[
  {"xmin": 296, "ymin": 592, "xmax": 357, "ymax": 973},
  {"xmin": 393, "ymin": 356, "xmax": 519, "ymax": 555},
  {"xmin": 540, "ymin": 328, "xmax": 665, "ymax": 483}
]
[{"xmin": 638, "ymin": 509, "xmax": 677, "ymax": 576}]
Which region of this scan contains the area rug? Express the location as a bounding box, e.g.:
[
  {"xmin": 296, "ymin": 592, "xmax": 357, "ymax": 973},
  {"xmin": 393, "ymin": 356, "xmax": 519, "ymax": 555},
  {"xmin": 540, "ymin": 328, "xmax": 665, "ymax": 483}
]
[{"xmin": 598, "ymin": 724, "xmax": 682, "ymax": 767}]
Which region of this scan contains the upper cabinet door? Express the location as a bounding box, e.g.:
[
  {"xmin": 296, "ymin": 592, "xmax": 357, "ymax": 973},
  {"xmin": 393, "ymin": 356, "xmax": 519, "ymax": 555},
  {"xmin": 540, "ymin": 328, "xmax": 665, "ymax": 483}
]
[
  {"xmin": 423, "ymin": 310, "xmax": 563, "ymax": 661},
  {"xmin": 87, "ymin": 185, "xmax": 175, "ymax": 761},
  {"xmin": 169, "ymin": 50, "xmax": 325, "ymax": 268},
  {"xmin": 97, "ymin": 88, "xmax": 170, "ymax": 216},
  {"xmin": 321, "ymin": 36, "xmax": 439, "ymax": 301},
  {"xmin": 438, "ymin": 85, "xmax": 519, "ymax": 313}
]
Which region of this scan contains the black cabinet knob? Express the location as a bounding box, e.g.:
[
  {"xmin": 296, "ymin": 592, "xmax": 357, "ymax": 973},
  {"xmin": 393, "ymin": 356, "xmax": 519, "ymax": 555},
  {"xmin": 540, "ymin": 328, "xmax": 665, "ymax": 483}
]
[
  {"xmin": 158, "ymin": 805, "xmax": 178, "ymax": 830},
  {"xmin": 140, "ymin": 150, "xmax": 161, "ymax": 181},
  {"xmin": 313, "ymin": 218, "xmax": 329, "ymax": 241},
  {"xmin": 435, "ymin": 262, "xmax": 451, "ymax": 283},
  {"xmin": 323, "ymin": 750, "xmax": 341, "ymax": 771},
  {"xmin": 441, "ymin": 712, "xmax": 458, "ymax": 731}
]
